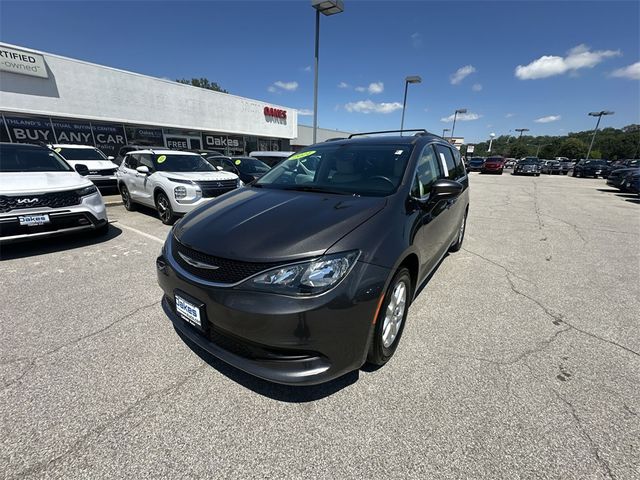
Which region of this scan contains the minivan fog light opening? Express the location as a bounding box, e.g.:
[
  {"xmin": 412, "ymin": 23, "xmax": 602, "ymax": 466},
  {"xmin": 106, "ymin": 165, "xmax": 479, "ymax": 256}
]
[{"xmin": 242, "ymin": 251, "xmax": 359, "ymax": 296}]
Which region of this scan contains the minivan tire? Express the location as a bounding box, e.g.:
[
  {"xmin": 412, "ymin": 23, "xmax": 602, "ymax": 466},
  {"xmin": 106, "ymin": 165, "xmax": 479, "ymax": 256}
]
[
  {"xmin": 156, "ymin": 191, "xmax": 177, "ymax": 225},
  {"xmin": 366, "ymin": 268, "xmax": 412, "ymax": 366},
  {"xmin": 120, "ymin": 184, "xmax": 136, "ymax": 211},
  {"xmin": 449, "ymin": 210, "xmax": 467, "ymax": 252}
]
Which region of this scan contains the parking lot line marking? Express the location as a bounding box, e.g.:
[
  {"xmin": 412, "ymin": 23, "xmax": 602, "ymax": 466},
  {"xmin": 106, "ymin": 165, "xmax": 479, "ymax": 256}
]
[{"xmin": 113, "ymin": 222, "xmax": 165, "ymax": 245}]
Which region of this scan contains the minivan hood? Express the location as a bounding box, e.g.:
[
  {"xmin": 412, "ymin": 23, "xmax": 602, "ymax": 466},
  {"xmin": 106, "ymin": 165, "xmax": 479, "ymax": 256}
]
[
  {"xmin": 174, "ymin": 187, "xmax": 386, "ymax": 262},
  {"xmin": 0, "ymin": 172, "xmax": 90, "ymax": 194}
]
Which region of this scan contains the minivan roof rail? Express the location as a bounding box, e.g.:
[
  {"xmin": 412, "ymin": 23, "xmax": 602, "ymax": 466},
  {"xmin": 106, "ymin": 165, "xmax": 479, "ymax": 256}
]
[{"xmin": 348, "ymin": 129, "xmax": 429, "ymax": 138}]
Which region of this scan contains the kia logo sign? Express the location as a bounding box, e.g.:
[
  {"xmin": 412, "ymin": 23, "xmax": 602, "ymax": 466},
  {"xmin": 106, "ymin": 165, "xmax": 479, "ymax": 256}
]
[{"xmin": 263, "ymin": 107, "xmax": 287, "ymax": 119}]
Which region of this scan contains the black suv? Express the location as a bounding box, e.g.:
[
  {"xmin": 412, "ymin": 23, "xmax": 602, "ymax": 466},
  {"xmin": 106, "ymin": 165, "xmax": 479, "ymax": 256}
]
[
  {"xmin": 157, "ymin": 130, "xmax": 470, "ymax": 385},
  {"xmin": 572, "ymin": 159, "xmax": 608, "ymax": 178}
]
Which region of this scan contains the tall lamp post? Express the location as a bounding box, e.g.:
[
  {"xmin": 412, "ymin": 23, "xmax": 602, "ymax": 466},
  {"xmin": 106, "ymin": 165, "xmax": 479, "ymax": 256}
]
[
  {"xmin": 450, "ymin": 108, "xmax": 467, "ymax": 140},
  {"xmin": 442, "ymin": 128, "xmax": 450, "ymax": 138},
  {"xmin": 400, "ymin": 75, "xmax": 422, "ymax": 135},
  {"xmin": 586, "ymin": 110, "xmax": 614, "ymax": 160},
  {"xmin": 515, "ymin": 128, "xmax": 529, "ymax": 138},
  {"xmin": 311, "ymin": 0, "xmax": 344, "ymax": 144},
  {"xmin": 487, "ymin": 132, "xmax": 496, "ymax": 153}
]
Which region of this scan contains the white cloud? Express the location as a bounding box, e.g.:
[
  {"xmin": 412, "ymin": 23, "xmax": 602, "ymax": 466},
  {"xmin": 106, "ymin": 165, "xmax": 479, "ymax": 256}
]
[
  {"xmin": 450, "ymin": 65, "xmax": 476, "ymax": 85},
  {"xmin": 273, "ymin": 80, "xmax": 298, "ymax": 91},
  {"xmin": 267, "ymin": 85, "xmax": 277, "ymax": 93},
  {"xmin": 297, "ymin": 109, "xmax": 313, "ymax": 116},
  {"xmin": 337, "ymin": 81, "xmax": 350, "ymax": 89},
  {"xmin": 515, "ymin": 44, "xmax": 621, "ymax": 80},
  {"xmin": 368, "ymin": 82, "xmax": 384, "ymax": 94},
  {"xmin": 344, "ymin": 99, "xmax": 403, "ymax": 114},
  {"xmin": 610, "ymin": 62, "xmax": 640, "ymax": 80},
  {"xmin": 303, "ymin": 65, "xmax": 311, "ymax": 72},
  {"xmin": 411, "ymin": 32, "xmax": 423, "ymax": 48},
  {"xmin": 355, "ymin": 86, "xmax": 366, "ymax": 92},
  {"xmin": 440, "ymin": 112, "xmax": 482, "ymax": 122},
  {"xmin": 505, "ymin": 113, "xmax": 515, "ymax": 118},
  {"xmin": 534, "ymin": 115, "xmax": 561, "ymax": 123},
  {"xmin": 472, "ymin": 83, "xmax": 482, "ymax": 92}
]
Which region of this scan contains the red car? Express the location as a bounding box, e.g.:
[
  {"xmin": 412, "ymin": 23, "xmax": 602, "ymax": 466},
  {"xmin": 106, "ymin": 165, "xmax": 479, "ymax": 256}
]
[{"xmin": 481, "ymin": 156, "xmax": 505, "ymax": 174}]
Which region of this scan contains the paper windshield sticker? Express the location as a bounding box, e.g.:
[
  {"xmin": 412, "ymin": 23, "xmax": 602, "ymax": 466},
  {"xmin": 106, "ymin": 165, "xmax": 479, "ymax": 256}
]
[
  {"xmin": 157, "ymin": 155, "xmax": 167, "ymax": 163},
  {"xmin": 394, "ymin": 150, "xmax": 404, "ymax": 155},
  {"xmin": 289, "ymin": 150, "xmax": 316, "ymax": 161},
  {"xmin": 54, "ymin": 148, "xmax": 62, "ymax": 153},
  {"xmin": 439, "ymin": 152, "xmax": 449, "ymax": 177},
  {"xmin": 234, "ymin": 159, "xmax": 242, "ymax": 165}
]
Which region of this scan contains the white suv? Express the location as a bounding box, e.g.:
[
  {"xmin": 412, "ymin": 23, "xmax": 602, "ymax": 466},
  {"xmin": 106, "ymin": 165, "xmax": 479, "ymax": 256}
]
[
  {"xmin": 50, "ymin": 144, "xmax": 118, "ymax": 188},
  {"xmin": 117, "ymin": 149, "xmax": 240, "ymax": 224},
  {"xmin": 0, "ymin": 143, "xmax": 108, "ymax": 243}
]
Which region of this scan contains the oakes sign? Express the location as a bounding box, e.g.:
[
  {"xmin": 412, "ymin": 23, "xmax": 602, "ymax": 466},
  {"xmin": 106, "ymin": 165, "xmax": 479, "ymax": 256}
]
[
  {"xmin": 203, "ymin": 134, "xmax": 244, "ymax": 152},
  {"xmin": 0, "ymin": 46, "xmax": 48, "ymax": 79},
  {"xmin": 263, "ymin": 107, "xmax": 287, "ymax": 119}
]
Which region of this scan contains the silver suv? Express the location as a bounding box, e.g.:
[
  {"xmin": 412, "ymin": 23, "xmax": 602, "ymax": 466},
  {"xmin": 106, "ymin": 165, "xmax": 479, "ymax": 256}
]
[
  {"xmin": 0, "ymin": 143, "xmax": 108, "ymax": 243},
  {"xmin": 117, "ymin": 149, "xmax": 240, "ymax": 224},
  {"xmin": 50, "ymin": 144, "xmax": 118, "ymax": 187}
]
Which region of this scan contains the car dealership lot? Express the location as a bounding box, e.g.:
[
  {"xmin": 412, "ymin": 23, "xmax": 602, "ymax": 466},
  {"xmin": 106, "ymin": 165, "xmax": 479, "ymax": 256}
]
[{"xmin": 1, "ymin": 175, "xmax": 638, "ymax": 479}]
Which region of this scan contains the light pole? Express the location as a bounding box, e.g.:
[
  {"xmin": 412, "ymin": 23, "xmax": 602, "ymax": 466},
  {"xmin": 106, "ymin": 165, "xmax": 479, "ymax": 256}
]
[
  {"xmin": 400, "ymin": 75, "xmax": 422, "ymax": 135},
  {"xmin": 450, "ymin": 108, "xmax": 467, "ymax": 140},
  {"xmin": 311, "ymin": 0, "xmax": 344, "ymax": 144},
  {"xmin": 442, "ymin": 128, "xmax": 450, "ymax": 138},
  {"xmin": 586, "ymin": 110, "xmax": 614, "ymax": 160},
  {"xmin": 487, "ymin": 132, "xmax": 496, "ymax": 153},
  {"xmin": 515, "ymin": 128, "xmax": 529, "ymax": 138}
]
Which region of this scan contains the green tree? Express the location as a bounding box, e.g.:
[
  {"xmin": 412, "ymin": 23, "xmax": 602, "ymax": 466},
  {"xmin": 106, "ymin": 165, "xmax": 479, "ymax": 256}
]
[
  {"xmin": 176, "ymin": 77, "xmax": 228, "ymax": 93},
  {"xmin": 558, "ymin": 138, "xmax": 588, "ymax": 159},
  {"xmin": 507, "ymin": 142, "xmax": 529, "ymax": 159}
]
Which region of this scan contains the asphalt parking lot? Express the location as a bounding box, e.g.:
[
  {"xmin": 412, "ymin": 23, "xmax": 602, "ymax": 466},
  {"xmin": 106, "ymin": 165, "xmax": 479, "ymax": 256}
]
[{"xmin": 1, "ymin": 173, "xmax": 638, "ymax": 479}]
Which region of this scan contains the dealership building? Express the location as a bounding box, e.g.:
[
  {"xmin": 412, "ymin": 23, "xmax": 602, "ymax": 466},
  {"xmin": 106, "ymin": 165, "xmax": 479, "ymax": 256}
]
[{"xmin": 0, "ymin": 42, "xmax": 350, "ymax": 157}]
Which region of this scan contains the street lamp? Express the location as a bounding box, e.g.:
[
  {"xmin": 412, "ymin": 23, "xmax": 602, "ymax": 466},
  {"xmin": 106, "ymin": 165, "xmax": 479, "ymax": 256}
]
[
  {"xmin": 450, "ymin": 108, "xmax": 467, "ymax": 140},
  {"xmin": 488, "ymin": 132, "xmax": 496, "ymax": 153},
  {"xmin": 515, "ymin": 128, "xmax": 529, "ymax": 138},
  {"xmin": 586, "ymin": 110, "xmax": 614, "ymax": 160},
  {"xmin": 442, "ymin": 128, "xmax": 450, "ymax": 138},
  {"xmin": 311, "ymin": 0, "xmax": 344, "ymax": 144},
  {"xmin": 400, "ymin": 75, "xmax": 422, "ymax": 135}
]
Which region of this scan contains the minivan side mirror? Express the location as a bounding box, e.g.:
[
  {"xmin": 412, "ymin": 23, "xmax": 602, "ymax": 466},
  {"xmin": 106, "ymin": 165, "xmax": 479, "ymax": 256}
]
[
  {"xmin": 75, "ymin": 164, "xmax": 90, "ymax": 176},
  {"xmin": 430, "ymin": 179, "xmax": 464, "ymax": 200},
  {"xmin": 136, "ymin": 165, "xmax": 150, "ymax": 174}
]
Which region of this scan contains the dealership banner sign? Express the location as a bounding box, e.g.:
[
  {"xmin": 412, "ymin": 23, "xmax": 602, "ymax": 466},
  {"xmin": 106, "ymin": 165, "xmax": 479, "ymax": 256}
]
[
  {"xmin": 0, "ymin": 46, "xmax": 48, "ymax": 78},
  {"xmin": 51, "ymin": 119, "xmax": 94, "ymax": 144},
  {"xmin": 203, "ymin": 134, "xmax": 244, "ymax": 153},
  {"xmin": 91, "ymin": 123, "xmax": 126, "ymax": 156},
  {"xmin": 4, "ymin": 115, "xmax": 55, "ymax": 143}
]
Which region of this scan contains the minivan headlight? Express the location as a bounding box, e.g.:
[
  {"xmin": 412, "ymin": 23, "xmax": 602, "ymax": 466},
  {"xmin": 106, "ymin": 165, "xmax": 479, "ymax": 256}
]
[{"xmin": 241, "ymin": 251, "xmax": 360, "ymax": 296}]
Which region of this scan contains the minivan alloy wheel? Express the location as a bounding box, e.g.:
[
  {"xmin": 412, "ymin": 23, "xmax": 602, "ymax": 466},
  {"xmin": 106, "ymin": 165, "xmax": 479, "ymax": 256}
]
[{"xmin": 382, "ymin": 281, "xmax": 407, "ymax": 348}]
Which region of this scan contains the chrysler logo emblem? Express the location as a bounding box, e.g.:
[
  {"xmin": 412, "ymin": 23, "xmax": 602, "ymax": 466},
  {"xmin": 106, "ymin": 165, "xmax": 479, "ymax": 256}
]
[
  {"xmin": 178, "ymin": 252, "xmax": 219, "ymax": 270},
  {"xmin": 16, "ymin": 198, "xmax": 39, "ymax": 204}
]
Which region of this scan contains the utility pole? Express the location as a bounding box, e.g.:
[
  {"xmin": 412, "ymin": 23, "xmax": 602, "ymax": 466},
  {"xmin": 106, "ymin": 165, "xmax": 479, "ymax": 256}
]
[{"xmin": 586, "ymin": 110, "xmax": 614, "ymax": 160}]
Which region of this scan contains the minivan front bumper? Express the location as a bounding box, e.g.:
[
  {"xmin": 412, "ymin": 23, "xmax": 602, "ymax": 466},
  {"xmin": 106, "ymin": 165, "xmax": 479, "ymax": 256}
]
[{"xmin": 156, "ymin": 244, "xmax": 391, "ymax": 385}]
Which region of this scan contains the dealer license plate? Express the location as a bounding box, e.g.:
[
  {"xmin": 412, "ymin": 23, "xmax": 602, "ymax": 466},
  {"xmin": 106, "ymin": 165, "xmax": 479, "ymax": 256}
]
[
  {"xmin": 175, "ymin": 294, "xmax": 202, "ymax": 328},
  {"xmin": 19, "ymin": 214, "xmax": 50, "ymax": 226}
]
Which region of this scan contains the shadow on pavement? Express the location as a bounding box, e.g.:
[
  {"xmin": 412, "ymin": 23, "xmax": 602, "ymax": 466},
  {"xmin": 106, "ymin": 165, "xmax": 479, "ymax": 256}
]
[
  {"xmin": 175, "ymin": 327, "xmax": 358, "ymax": 402},
  {"xmin": 0, "ymin": 224, "xmax": 122, "ymax": 260},
  {"xmin": 596, "ymin": 188, "xmax": 620, "ymax": 193},
  {"xmin": 625, "ymin": 198, "xmax": 640, "ymax": 205}
]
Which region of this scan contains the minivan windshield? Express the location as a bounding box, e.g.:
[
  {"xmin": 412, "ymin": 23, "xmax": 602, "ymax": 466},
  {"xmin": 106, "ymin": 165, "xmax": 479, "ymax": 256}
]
[
  {"xmin": 255, "ymin": 143, "xmax": 413, "ymax": 197},
  {"xmin": 154, "ymin": 154, "xmax": 215, "ymax": 172},
  {"xmin": 0, "ymin": 144, "xmax": 73, "ymax": 172},
  {"xmin": 55, "ymin": 147, "xmax": 107, "ymax": 161}
]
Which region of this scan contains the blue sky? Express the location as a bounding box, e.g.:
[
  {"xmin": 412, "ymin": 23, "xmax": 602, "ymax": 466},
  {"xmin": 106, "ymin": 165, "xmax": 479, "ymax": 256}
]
[{"xmin": 1, "ymin": 0, "xmax": 638, "ymax": 142}]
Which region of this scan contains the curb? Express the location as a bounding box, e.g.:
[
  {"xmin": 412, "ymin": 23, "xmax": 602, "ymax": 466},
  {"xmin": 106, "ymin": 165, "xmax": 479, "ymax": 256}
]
[{"xmin": 105, "ymin": 200, "xmax": 124, "ymax": 207}]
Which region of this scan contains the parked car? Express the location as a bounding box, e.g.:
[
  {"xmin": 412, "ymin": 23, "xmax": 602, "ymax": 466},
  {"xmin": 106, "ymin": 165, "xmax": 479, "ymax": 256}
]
[
  {"xmin": 504, "ymin": 158, "xmax": 516, "ymax": 169},
  {"xmin": 606, "ymin": 163, "xmax": 640, "ymax": 190},
  {"xmin": 556, "ymin": 157, "xmax": 575, "ymax": 175},
  {"xmin": 188, "ymin": 149, "xmax": 225, "ymax": 158},
  {"xmin": 571, "ymin": 159, "xmax": 608, "ymax": 178},
  {"xmin": 481, "ymin": 156, "xmax": 504, "ymax": 174},
  {"xmin": 117, "ymin": 149, "xmax": 240, "ymax": 225},
  {"xmin": 622, "ymin": 171, "xmax": 640, "ymax": 194},
  {"xmin": 513, "ymin": 158, "xmax": 541, "ymax": 176},
  {"xmin": 466, "ymin": 157, "xmax": 485, "ymax": 172},
  {"xmin": 49, "ymin": 144, "xmax": 118, "ymax": 188},
  {"xmin": 157, "ymin": 130, "xmax": 470, "ymax": 385},
  {"xmin": 114, "ymin": 144, "xmax": 165, "ymax": 165},
  {"xmin": 207, "ymin": 156, "xmax": 272, "ymax": 184},
  {"xmin": 0, "ymin": 143, "xmax": 108, "ymax": 242},
  {"xmin": 248, "ymin": 151, "xmax": 295, "ymax": 168},
  {"xmin": 541, "ymin": 160, "xmax": 562, "ymax": 175}
]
